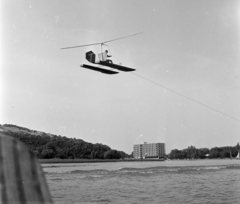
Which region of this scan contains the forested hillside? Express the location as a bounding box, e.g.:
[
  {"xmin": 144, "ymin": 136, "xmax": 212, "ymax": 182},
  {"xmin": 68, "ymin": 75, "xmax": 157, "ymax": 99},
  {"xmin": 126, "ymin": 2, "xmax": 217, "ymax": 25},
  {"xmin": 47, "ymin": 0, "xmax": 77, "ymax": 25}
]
[{"xmin": 0, "ymin": 124, "xmax": 130, "ymax": 159}]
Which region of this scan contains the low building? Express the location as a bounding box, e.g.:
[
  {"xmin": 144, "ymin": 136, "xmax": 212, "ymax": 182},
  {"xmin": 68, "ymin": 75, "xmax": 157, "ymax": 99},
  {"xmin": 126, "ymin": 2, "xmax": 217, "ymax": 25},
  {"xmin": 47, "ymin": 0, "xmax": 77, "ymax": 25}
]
[{"xmin": 133, "ymin": 142, "xmax": 165, "ymax": 159}]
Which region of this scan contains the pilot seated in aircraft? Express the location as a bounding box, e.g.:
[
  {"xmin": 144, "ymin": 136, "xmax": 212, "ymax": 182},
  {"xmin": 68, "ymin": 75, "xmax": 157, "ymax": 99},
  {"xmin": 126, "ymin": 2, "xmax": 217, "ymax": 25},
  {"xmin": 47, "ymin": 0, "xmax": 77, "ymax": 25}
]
[{"xmin": 105, "ymin": 50, "xmax": 113, "ymax": 64}]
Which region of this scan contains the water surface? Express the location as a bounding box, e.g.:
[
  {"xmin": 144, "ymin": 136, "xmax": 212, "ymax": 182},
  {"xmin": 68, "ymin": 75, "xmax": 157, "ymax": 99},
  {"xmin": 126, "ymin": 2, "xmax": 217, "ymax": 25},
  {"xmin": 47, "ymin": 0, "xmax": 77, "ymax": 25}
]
[{"xmin": 43, "ymin": 160, "xmax": 240, "ymax": 204}]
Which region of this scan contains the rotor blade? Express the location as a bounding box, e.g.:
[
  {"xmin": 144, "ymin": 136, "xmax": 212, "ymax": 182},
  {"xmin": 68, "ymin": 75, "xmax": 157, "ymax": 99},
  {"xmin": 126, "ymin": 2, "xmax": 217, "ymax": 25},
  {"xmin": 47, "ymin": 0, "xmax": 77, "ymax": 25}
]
[
  {"xmin": 61, "ymin": 32, "xmax": 143, "ymax": 50},
  {"xmin": 102, "ymin": 32, "xmax": 143, "ymax": 44},
  {"xmin": 61, "ymin": 42, "xmax": 102, "ymax": 50}
]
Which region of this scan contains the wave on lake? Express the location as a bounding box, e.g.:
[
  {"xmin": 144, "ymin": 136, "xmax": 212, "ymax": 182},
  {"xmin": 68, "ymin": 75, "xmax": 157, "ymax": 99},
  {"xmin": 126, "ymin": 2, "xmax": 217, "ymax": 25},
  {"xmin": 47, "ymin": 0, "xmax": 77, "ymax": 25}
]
[{"xmin": 45, "ymin": 164, "xmax": 240, "ymax": 177}]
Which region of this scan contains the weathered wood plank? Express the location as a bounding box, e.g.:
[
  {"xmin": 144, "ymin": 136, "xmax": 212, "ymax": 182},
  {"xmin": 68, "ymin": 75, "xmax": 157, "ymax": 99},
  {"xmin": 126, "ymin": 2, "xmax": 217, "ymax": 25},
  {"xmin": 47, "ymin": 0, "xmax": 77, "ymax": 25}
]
[{"xmin": 0, "ymin": 132, "xmax": 53, "ymax": 204}]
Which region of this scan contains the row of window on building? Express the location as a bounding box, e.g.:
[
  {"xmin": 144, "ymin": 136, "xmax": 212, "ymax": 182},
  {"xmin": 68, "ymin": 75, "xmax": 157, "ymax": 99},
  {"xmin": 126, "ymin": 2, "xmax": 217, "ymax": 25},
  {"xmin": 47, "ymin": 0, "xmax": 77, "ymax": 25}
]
[{"xmin": 133, "ymin": 142, "xmax": 165, "ymax": 159}]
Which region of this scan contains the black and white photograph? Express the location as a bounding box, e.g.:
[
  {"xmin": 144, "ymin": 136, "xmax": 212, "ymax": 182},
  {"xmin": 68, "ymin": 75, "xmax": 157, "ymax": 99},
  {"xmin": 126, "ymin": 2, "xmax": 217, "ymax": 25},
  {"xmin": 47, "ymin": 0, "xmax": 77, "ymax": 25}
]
[{"xmin": 1, "ymin": 0, "xmax": 240, "ymax": 203}]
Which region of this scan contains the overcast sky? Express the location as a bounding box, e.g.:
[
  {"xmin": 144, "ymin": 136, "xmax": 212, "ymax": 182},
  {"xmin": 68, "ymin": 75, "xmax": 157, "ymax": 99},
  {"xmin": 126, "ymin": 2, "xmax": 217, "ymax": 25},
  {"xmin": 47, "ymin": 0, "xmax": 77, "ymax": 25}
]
[{"xmin": 1, "ymin": 0, "xmax": 240, "ymax": 153}]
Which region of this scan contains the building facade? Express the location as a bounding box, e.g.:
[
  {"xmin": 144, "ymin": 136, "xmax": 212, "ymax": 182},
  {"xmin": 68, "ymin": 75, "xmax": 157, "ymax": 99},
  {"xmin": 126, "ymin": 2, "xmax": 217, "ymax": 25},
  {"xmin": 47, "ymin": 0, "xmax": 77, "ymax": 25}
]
[
  {"xmin": 133, "ymin": 142, "xmax": 165, "ymax": 159},
  {"xmin": 133, "ymin": 144, "xmax": 143, "ymax": 159}
]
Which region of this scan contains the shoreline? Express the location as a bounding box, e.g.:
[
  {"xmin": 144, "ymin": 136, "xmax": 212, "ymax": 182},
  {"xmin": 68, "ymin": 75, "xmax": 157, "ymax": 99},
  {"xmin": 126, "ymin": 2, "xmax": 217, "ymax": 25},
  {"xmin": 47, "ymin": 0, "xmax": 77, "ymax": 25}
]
[
  {"xmin": 39, "ymin": 158, "xmax": 165, "ymax": 164},
  {"xmin": 39, "ymin": 158, "xmax": 239, "ymax": 164}
]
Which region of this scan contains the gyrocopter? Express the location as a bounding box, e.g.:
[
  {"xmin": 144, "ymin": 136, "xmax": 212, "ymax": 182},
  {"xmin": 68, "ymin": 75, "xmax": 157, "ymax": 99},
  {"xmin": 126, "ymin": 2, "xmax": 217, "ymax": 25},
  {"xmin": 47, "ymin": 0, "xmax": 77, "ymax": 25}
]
[{"xmin": 61, "ymin": 32, "xmax": 143, "ymax": 74}]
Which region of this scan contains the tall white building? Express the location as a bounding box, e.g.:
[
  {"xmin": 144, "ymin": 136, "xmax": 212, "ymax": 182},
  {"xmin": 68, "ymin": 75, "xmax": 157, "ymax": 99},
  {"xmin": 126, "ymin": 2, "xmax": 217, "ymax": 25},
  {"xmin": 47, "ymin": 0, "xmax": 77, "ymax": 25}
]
[
  {"xmin": 133, "ymin": 142, "xmax": 165, "ymax": 159},
  {"xmin": 133, "ymin": 144, "xmax": 143, "ymax": 159}
]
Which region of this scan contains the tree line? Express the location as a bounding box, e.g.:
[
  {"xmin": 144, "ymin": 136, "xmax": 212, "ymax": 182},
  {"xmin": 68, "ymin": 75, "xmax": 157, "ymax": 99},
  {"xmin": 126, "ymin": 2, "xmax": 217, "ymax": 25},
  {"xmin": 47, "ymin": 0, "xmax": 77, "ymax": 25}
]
[
  {"xmin": 2, "ymin": 124, "xmax": 239, "ymax": 160},
  {"xmin": 2, "ymin": 124, "xmax": 130, "ymax": 159},
  {"xmin": 168, "ymin": 144, "xmax": 240, "ymax": 159}
]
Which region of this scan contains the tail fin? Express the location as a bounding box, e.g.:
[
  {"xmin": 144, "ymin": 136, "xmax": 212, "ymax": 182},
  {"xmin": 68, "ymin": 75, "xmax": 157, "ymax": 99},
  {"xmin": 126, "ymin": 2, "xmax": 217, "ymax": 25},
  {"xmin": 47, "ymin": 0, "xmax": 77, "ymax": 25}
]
[{"xmin": 86, "ymin": 51, "xmax": 96, "ymax": 63}]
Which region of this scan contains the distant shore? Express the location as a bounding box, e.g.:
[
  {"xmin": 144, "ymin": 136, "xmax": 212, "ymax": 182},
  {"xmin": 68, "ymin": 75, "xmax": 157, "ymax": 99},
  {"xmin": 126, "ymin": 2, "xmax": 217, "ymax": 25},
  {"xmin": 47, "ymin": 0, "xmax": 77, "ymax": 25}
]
[
  {"xmin": 38, "ymin": 158, "xmax": 239, "ymax": 164},
  {"xmin": 39, "ymin": 158, "xmax": 165, "ymax": 164}
]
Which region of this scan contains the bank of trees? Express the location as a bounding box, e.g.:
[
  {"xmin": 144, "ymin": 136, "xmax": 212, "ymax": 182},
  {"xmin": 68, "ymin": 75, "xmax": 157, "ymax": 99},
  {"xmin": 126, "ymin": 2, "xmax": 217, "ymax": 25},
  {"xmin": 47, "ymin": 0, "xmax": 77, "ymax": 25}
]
[
  {"xmin": 3, "ymin": 124, "xmax": 239, "ymax": 160},
  {"xmin": 168, "ymin": 144, "xmax": 240, "ymax": 159},
  {"xmin": 3, "ymin": 124, "xmax": 130, "ymax": 159}
]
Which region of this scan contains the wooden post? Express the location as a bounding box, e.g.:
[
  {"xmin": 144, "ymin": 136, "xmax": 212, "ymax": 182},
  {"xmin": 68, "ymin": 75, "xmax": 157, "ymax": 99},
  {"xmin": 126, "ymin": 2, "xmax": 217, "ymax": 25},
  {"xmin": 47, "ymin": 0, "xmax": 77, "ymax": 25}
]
[{"xmin": 0, "ymin": 132, "xmax": 53, "ymax": 204}]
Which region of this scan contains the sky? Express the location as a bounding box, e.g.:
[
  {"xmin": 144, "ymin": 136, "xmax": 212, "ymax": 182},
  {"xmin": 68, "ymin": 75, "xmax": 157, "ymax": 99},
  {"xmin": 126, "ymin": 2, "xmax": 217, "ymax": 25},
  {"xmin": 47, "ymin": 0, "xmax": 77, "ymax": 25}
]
[{"xmin": 1, "ymin": 0, "xmax": 240, "ymax": 154}]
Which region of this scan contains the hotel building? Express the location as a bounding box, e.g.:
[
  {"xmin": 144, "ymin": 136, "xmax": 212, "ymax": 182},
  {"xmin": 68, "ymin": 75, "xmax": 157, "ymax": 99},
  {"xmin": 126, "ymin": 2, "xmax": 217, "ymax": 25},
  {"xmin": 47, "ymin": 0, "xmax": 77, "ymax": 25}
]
[{"xmin": 133, "ymin": 142, "xmax": 165, "ymax": 159}]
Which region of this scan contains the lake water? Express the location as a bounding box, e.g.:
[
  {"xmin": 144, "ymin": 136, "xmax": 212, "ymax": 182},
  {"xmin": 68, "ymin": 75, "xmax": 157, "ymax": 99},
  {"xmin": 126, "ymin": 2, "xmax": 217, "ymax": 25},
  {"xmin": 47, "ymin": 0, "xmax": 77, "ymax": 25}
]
[{"xmin": 42, "ymin": 160, "xmax": 240, "ymax": 204}]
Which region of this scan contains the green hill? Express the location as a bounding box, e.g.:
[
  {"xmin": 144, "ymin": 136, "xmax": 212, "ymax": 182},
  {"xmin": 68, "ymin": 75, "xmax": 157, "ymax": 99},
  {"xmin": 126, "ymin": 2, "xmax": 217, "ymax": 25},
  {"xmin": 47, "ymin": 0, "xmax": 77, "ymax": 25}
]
[{"xmin": 0, "ymin": 124, "xmax": 130, "ymax": 159}]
